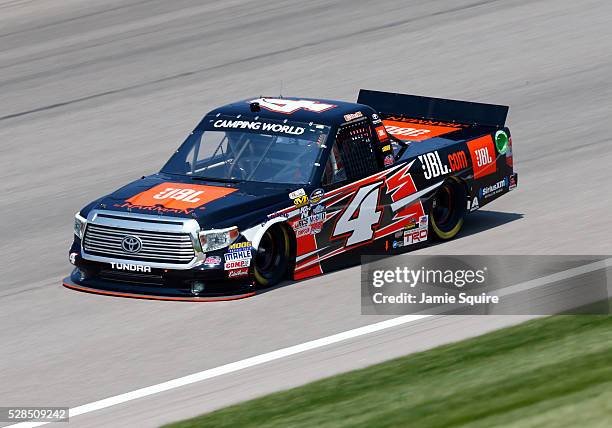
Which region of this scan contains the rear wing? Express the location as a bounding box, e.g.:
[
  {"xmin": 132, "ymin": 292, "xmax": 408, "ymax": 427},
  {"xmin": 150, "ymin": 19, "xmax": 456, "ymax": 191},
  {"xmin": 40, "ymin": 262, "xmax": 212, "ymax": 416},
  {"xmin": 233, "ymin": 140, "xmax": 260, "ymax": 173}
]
[{"xmin": 357, "ymin": 89, "xmax": 508, "ymax": 128}]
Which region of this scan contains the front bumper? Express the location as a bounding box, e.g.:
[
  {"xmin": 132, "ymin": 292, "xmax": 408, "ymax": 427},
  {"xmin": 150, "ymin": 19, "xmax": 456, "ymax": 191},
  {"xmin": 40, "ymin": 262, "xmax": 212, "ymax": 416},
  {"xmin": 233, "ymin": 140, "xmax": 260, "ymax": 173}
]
[{"xmin": 66, "ymin": 252, "xmax": 256, "ymax": 301}]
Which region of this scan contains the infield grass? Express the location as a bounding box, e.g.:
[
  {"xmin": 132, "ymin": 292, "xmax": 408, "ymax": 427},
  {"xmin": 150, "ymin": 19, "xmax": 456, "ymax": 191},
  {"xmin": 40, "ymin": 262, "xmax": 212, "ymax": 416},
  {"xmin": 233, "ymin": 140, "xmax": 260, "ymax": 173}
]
[{"xmin": 164, "ymin": 313, "xmax": 612, "ymax": 428}]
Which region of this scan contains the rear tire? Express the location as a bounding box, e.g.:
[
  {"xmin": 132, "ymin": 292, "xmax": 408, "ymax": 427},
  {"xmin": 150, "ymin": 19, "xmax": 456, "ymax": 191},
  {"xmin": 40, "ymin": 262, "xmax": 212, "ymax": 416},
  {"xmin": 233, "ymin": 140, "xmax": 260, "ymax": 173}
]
[
  {"xmin": 254, "ymin": 225, "xmax": 291, "ymax": 287},
  {"xmin": 429, "ymin": 179, "xmax": 467, "ymax": 240}
]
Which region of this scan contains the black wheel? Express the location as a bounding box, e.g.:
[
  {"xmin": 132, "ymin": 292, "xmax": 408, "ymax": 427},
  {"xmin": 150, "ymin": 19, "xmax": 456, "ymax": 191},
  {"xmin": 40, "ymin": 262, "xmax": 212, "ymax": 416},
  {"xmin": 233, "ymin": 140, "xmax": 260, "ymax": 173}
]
[
  {"xmin": 430, "ymin": 179, "xmax": 467, "ymax": 240},
  {"xmin": 254, "ymin": 225, "xmax": 291, "ymax": 287}
]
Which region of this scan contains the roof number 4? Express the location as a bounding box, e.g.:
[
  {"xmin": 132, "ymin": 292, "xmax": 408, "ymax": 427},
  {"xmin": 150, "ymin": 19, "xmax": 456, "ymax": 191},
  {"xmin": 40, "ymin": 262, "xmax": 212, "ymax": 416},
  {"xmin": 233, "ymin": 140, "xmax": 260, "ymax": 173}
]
[{"xmin": 249, "ymin": 98, "xmax": 337, "ymax": 114}]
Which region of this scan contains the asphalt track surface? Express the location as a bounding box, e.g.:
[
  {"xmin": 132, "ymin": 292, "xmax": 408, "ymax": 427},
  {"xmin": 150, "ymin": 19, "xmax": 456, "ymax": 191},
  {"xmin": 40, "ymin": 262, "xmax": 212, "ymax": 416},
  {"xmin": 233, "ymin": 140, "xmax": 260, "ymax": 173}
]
[{"xmin": 1, "ymin": 0, "xmax": 611, "ymax": 426}]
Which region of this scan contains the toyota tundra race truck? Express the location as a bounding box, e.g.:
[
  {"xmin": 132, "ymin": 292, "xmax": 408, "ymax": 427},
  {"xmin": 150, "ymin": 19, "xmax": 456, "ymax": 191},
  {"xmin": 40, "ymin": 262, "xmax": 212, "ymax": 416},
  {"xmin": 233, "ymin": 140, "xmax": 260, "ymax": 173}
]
[{"xmin": 66, "ymin": 90, "xmax": 517, "ymax": 301}]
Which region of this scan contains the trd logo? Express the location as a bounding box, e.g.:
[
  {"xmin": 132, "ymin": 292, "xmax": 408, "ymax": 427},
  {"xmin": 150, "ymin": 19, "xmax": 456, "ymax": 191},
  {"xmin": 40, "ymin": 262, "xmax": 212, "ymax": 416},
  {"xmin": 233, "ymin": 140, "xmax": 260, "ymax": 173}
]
[
  {"xmin": 404, "ymin": 229, "xmax": 428, "ymax": 245},
  {"xmin": 474, "ymin": 147, "xmax": 493, "ymax": 167},
  {"xmin": 153, "ymin": 188, "xmax": 203, "ymax": 203},
  {"xmin": 447, "ymin": 151, "xmax": 468, "ymax": 172},
  {"xmin": 417, "ymin": 151, "xmax": 450, "ymax": 180}
]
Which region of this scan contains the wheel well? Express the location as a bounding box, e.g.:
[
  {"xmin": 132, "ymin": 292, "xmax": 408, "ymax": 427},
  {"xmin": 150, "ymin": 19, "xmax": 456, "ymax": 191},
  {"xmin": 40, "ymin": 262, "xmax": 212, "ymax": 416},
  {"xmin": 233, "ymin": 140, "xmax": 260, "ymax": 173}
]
[
  {"xmin": 444, "ymin": 176, "xmax": 469, "ymax": 207},
  {"xmin": 429, "ymin": 176, "xmax": 468, "ymax": 240},
  {"xmin": 254, "ymin": 222, "xmax": 296, "ymax": 284},
  {"xmin": 279, "ymin": 223, "xmax": 297, "ymax": 278}
]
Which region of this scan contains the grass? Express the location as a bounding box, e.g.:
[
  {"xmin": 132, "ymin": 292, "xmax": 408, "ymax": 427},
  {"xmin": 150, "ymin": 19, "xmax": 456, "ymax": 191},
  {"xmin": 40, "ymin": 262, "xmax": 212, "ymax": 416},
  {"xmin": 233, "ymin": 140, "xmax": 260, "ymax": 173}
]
[{"xmin": 164, "ymin": 313, "xmax": 612, "ymax": 428}]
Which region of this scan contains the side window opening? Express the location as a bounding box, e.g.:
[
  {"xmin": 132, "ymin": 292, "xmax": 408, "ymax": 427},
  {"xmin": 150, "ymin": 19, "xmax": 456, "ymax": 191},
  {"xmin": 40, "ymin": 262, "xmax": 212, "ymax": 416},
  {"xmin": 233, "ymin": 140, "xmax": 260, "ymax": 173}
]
[
  {"xmin": 322, "ymin": 143, "xmax": 347, "ymax": 186},
  {"xmin": 322, "ymin": 120, "xmax": 380, "ymax": 187},
  {"xmin": 335, "ymin": 120, "xmax": 379, "ymax": 180}
]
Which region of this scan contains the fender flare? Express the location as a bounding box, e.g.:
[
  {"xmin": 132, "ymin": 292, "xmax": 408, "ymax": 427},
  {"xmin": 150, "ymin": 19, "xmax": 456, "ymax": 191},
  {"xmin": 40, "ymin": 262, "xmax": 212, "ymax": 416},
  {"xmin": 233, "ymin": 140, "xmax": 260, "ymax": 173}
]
[{"xmin": 242, "ymin": 217, "xmax": 289, "ymax": 250}]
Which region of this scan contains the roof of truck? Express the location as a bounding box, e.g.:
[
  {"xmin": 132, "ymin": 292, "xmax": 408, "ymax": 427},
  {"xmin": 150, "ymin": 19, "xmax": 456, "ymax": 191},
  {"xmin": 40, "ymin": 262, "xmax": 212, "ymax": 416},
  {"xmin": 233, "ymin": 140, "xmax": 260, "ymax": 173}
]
[{"xmin": 200, "ymin": 97, "xmax": 374, "ymax": 127}]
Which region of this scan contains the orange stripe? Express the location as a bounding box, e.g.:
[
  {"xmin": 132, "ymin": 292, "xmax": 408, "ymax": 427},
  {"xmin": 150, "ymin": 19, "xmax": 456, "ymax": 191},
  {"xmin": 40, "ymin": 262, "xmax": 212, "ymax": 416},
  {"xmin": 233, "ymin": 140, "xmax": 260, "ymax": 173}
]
[{"xmin": 63, "ymin": 282, "xmax": 256, "ymax": 302}]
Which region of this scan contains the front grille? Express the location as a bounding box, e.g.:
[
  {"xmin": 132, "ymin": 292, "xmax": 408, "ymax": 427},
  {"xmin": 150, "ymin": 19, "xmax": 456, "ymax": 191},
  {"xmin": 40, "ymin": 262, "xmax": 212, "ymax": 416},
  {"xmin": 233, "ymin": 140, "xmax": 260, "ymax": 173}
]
[{"xmin": 83, "ymin": 223, "xmax": 195, "ymax": 264}]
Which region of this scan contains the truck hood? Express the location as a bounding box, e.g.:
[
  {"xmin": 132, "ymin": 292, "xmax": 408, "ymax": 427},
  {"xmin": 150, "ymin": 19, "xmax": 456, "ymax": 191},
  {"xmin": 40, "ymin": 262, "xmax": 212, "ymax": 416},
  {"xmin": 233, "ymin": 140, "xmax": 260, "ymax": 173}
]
[{"xmin": 86, "ymin": 174, "xmax": 299, "ymax": 229}]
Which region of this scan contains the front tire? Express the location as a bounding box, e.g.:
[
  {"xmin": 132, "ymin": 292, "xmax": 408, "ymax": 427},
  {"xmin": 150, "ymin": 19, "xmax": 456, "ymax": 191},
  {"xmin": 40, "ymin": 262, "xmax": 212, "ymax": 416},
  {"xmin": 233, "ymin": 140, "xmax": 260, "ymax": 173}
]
[
  {"xmin": 430, "ymin": 179, "xmax": 467, "ymax": 240},
  {"xmin": 254, "ymin": 225, "xmax": 291, "ymax": 287}
]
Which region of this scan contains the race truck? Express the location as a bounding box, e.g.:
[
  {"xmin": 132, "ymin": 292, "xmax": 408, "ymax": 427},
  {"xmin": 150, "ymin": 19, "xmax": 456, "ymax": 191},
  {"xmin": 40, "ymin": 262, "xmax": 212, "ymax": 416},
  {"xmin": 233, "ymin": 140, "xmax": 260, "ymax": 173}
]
[{"xmin": 66, "ymin": 90, "xmax": 517, "ymax": 301}]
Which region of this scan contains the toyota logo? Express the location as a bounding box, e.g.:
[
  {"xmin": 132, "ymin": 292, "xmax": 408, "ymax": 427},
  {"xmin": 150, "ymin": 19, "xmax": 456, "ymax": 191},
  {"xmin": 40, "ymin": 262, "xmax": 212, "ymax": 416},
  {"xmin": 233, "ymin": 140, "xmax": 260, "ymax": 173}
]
[{"xmin": 121, "ymin": 235, "xmax": 143, "ymax": 253}]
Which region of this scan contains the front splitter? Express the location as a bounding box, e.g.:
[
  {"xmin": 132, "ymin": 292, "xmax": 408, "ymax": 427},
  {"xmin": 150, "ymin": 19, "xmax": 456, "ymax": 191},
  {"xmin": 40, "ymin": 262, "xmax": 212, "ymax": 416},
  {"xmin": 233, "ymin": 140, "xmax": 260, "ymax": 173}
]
[{"xmin": 62, "ymin": 277, "xmax": 257, "ymax": 302}]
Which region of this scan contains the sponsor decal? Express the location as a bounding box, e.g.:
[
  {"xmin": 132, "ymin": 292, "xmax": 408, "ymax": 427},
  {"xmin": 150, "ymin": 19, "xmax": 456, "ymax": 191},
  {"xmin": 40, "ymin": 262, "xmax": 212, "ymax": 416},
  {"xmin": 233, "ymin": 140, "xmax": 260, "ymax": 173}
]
[
  {"xmin": 223, "ymin": 244, "xmax": 252, "ymax": 270},
  {"xmin": 382, "ymin": 119, "xmax": 460, "ymax": 142},
  {"xmin": 417, "ymin": 151, "xmax": 451, "ymax": 180},
  {"xmin": 404, "ymin": 228, "xmax": 428, "ymax": 246},
  {"xmin": 213, "ymin": 119, "xmax": 305, "ymax": 136},
  {"xmin": 312, "ymin": 204, "xmax": 325, "ymax": 214},
  {"xmin": 403, "ymin": 216, "xmax": 418, "ymax": 231},
  {"xmin": 404, "ymin": 215, "xmax": 428, "ymax": 246},
  {"xmin": 388, "ymin": 117, "xmax": 467, "ymax": 128},
  {"xmin": 110, "ymin": 262, "xmax": 152, "ymax": 273},
  {"xmin": 289, "ymin": 188, "xmax": 306, "ymax": 199},
  {"xmin": 468, "ymin": 196, "xmax": 480, "ymax": 212},
  {"xmin": 375, "ymin": 126, "xmax": 389, "ymax": 141},
  {"xmin": 204, "ymin": 256, "xmax": 222, "ymax": 266},
  {"xmin": 299, "ymin": 206, "xmax": 311, "ymax": 219},
  {"xmin": 479, "ymin": 177, "xmax": 508, "ymax": 199},
  {"xmin": 224, "ymin": 259, "xmax": 250, "ymax": 270},
  {"xmin": 293, "ymin": 210, "xmax": 325, "ymax": 237},
  {"xmin": 228, "ymin": 268, "xmax": 249, "ymax": 278},
  {"xmin": 392, "ymin": 240, "xmax": 404, "ymax": 249},
  {"xmin": 113, "ymin": 202, "xmax": 196, "ymax": 215},
  {"xmin": 309, "ymin": 188, "xmax": 324, "ymax": 205},
  {"xmin": 381, "ymin": 144, "xmax": 392, "ymax": 152},
  {"xmin": 293, "ymin": 212, "xmax": 325, "ymax": 229},
  {"xmin": 343, "ymin": 111, "xmax": 364, "ymax": 122},
  {"xmin": 475, "ymin": 148, "xmax": 493, "ymax": 167},
  {"xmin": 267, "ymin": 211, "xmax": 289, "ymax": 221},
  {"xmin": 228, "ymin": 241, "xmax": 252, "ymax": 251},
  {"xmin": 372, "ymin": 113, "xmax": 379, "ymax": 121},
  {"xmin": 467, "ymin": 135, "xmax": 496, "ymax": 179},
  {"xmin": 224, "ymin": 249, "xmax": 252, "ymax": 261},
  {"xmin": 293, "ymin": 195, "xmax": 309, "ymax": 208},
  {"xmin": 384, "ymin": 154, "xmax": 395, "ymax": 167},
  {"xmin": 447, "ymin": 150, "xmax": 468, "ymax": 172},
  {"xmin": 295, "ymin": 225, "xmax": 322, "ymax": 237},
  {"xmin": 69, "ymin": 252, "xmax": 77, "ymax": 265},
  {"xmin": 289, "ymin": 188, "xmax": 309, "ymax": 207},
  {"xmin": 248, "ymin": 98, "xmax": 337, "ymax": 114},
  {"xmin": 509, "ymin": 174, "xmax": 517, "ymax": 190},
  {"xmin": 126, "ymin": 183, "xmax": 237, "ymax": 210}
]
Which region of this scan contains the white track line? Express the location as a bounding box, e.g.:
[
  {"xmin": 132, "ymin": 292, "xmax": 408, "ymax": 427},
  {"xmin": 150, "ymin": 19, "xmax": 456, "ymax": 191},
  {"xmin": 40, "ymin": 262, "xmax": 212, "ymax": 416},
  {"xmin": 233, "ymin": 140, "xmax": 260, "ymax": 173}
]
[
  {"xmin": 7, "ymin": 314, "xmax": 431, "ymax": 428},
  {"xmin": 9, "ymin": 257, "xmax": 611, "ymax": 427}
]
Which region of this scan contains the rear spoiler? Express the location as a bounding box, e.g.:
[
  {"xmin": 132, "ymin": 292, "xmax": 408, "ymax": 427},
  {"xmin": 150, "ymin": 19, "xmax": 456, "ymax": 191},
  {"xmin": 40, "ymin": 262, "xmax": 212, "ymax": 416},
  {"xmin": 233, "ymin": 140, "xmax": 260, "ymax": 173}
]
[{"xmin": 357, "ymin": 89, "xmax": 508, "ymax": 128}]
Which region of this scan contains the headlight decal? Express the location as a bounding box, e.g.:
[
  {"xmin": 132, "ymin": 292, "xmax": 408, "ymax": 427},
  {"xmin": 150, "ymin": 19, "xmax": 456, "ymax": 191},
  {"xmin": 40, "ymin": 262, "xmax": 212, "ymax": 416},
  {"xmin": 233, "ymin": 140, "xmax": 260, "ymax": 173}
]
[
  {"xmin": 74, "ymin": 213, "xmax": 87, "ymax": 238},
  {"xmin": 198, "ymin": 227, "xmax": 239, "ymax": 252}
]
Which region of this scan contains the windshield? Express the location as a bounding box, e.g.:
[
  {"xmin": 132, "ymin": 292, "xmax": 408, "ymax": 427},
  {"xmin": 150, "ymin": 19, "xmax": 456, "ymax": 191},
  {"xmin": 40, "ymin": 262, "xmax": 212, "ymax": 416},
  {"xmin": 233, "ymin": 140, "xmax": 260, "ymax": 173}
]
[{"xmin": 161, "ymin": 116, "xmax": 330, "ymax": 185}]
